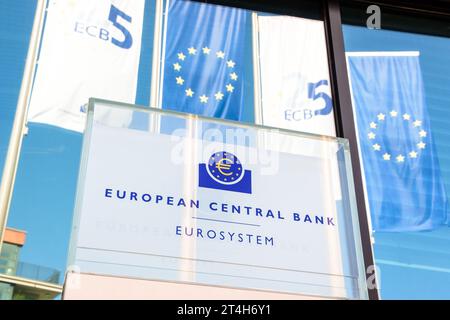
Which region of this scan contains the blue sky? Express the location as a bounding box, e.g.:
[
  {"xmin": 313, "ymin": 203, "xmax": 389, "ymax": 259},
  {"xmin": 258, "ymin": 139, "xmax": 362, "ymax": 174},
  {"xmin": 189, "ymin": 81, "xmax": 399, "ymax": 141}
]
[{"xmin": 0, "ymin": 0, "xmax": 449, "ymax": 299}]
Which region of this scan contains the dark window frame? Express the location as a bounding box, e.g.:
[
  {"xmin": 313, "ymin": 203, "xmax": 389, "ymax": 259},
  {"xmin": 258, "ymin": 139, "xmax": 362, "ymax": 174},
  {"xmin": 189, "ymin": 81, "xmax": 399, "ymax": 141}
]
[{"xmin": 323, "ymin": 0, "xmax": 379, "ymax": 300}]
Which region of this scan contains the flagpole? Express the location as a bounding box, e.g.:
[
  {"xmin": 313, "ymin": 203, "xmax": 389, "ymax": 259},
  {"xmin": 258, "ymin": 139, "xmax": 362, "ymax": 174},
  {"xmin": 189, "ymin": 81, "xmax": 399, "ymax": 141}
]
[
  {"xmin": 157, "ymin": 0, "xmax": 169, "ymax": 110},
  {"xmin": 0, "ymin": 0, "xmax": 46, "ymax": 251},
  {"xmin": 150, "ymin": 0, "xmax": 163, "ymax": 109},
  {"xmin": 149, "ymin": 0, "xmax": 165, "ymax": 133}
]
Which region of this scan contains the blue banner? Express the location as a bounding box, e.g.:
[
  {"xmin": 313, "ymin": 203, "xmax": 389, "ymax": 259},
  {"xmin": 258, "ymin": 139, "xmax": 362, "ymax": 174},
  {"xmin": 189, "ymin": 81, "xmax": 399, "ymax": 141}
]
[
  {"xmin": 161, "ymin": 0, "xmax": 249, "ymax": 121},
  {"xmin": 347, "ymin": 53, "xmax": 448, "ymax": 232}
]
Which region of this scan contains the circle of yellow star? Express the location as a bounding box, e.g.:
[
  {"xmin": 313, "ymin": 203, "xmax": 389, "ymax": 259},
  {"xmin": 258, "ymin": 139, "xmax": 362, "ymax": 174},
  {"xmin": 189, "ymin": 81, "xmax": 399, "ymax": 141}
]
[{"xmin": 370, "ymin": 111, "xmax": 425, "ymax": 162}]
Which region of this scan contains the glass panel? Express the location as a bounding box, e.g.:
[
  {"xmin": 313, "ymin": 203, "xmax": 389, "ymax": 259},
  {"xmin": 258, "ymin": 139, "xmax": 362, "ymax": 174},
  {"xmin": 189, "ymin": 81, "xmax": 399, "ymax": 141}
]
[
  {"xmin": 2, "ymin": 0, "xmax": 158, "ymax": 287},
  {"xmin": 15, "ymin": 261, "xmax": 60, "ymax": 284},
  {"xmin": 341, "ymin": 1, "xmax": 450, "ymax": 299},
  {"xmin": 159, "ymin": 0, "xmax": 336, "ymax": 136},
  {"xmin": 67, "ymin": 99, "xmax": 367, "ymax": 299},
  {"xmin": 0, "ymin": 243, "xmax": 20, "ymax": 276},
  {"xmin": 1, "ymin": 0, "xmax": 335, "ymax": 295},
  {"xmin": 0, "ymin": 282, "xmax": 14, "ymax": 300}
]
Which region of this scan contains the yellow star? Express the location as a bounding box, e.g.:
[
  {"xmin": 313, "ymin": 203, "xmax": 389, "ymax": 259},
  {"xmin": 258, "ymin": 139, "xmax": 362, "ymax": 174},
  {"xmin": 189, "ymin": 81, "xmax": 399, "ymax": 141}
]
[
  {"xmin": 390, "ymin": 110, "xmax": 398, "ymax": 117},
  {"xmin": 417, "ymin": 141, "xmax": 426, "ymax": 149},
  {"xmin": 403, "ymin": 113, "xmax": 411, "ymax": 120},
  {"xmin": 214, "ymin": 91, "xmax": 224, "ymax": 101},
  {"xmin": 368, "ymin": 132, "xmax": 376, "ymax": 140},
  {"xmin": 413, "ymin": 120, "xmax": 422, "ymax": 127},
  {"xmin": 370, "ymin": 122, "xmax": 377, "ymax": 129},
  {"xmin": 409, "ymin": 151, "xmax": 418, "ymax": 158},
  {"xmin": 396, "ymin": 154, "xmax": 405, "ymax": 163},
  {"xmin": 230, "ymin": 72, "xmax": 238, "ymax": 81},
  {"xmin": 199, "ymin": 95, "xmax": 208, "ymax": 103},
  {"xmin": 185, "ymin": 88, "xmax": 194, "ymax": 97},
  {"xmin": 383, "ymin": 153, "xmax": 391, "ymax": 161},
  {"xmin": 188, "ymin": 47, "xmax": 197, "ymax": 55},
  {"xmin": 377, "ymin": 113, "xmax": 386, "ymax": 121},
  {"xmin": 419, "ymin": 130, "xmax": 427, "ymax": 138},
  {"xmin": 373, "ymin": 143, "xmax": 381, "ymax": 151},
  {"xmin": 202, "ymin": 47, "xmax": 211, "ymax": 54},
  {"xmin": 177, "ymin": 52, "xmax": 186, "ymax": 61},
  {"xmin": 216, "ymin": 51, "xmax": 225, "ymax": 59},
  {"xmin": 173, "ymin": 62, "xmax": 181, "ymax": 71},
  {"xmin": 176, "ymin": 76, "xmax": 184, "ymax": 85},
  {"xmin": 227, "ymin": 60, "xmax": 235, "ymax": 68},
  {"xmin": 226, "ymin": 83, "xmax": 234, "ymax": 92}
]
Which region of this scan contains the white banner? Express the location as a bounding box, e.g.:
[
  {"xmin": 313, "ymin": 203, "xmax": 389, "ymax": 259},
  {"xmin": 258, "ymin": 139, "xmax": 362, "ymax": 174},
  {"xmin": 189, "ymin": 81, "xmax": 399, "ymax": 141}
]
[
  {"xmin": 26, "ymin": 0, "xmax": 145, "ymax": 132},
  {"xmin": 258, "ymin": 15, "xmax": 336, "ymax": 137}
]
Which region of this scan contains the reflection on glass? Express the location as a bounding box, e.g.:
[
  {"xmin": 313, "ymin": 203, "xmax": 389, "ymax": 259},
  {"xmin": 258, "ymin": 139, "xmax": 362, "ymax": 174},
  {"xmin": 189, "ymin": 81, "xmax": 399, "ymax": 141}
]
[
  {"xmin": 159, "ymin": 0, "xmax": 335, "ymax": 136},
  {"xmin": 1, "ymin": 1, "xmax": 333, "ymax": 295},
  {"xmin": 342, "ymin": 3, "xmax": 450, "ymax": 299},
  {"xmin": 67, "ymin": 100, "xmax": 368, "ymax": 299}
]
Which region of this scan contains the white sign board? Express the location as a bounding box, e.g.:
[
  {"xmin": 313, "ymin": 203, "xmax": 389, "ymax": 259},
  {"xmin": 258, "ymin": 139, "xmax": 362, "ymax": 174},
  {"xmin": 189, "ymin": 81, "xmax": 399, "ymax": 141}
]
[{"xmin": 68, "ymin": 100, "xmax": 367, "ymax": 299}]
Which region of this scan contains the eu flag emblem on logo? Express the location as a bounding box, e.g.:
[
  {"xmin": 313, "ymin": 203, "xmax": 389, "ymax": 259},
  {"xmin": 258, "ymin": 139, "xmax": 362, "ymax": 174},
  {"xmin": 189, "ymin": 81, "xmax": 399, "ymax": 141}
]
[{"xmin": 199, "ymin": 151, "xmax": 252, "ymax": 194}]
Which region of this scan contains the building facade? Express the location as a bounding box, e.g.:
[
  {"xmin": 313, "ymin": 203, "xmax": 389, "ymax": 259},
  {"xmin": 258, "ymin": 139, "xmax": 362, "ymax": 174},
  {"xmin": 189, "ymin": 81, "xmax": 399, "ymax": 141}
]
[
  {"xmin": 0, "ymin": 228, "xmax": 62, "ymax": 299},
  {"xmin": 0, "ymin": 0, "xmax": 449, "ymax": 299}
]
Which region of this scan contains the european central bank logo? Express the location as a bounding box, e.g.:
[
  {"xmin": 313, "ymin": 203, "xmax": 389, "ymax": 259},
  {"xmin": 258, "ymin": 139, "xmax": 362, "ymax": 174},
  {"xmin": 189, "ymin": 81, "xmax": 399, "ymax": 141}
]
[{"xmin": 199, "ymin": 151, "xmax": 252, "ymax": 194}]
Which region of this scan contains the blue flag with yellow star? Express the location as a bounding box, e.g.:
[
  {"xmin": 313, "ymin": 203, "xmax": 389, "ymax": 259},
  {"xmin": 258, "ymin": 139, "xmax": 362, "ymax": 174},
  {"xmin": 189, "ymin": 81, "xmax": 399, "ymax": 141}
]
[
  {"xmin": 161, "ymin": 0, "xmax": 249, "ymax": 121},
  {"xmin": 347, "ymin": 53, "xmax": 448, "ymax": 232}
]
